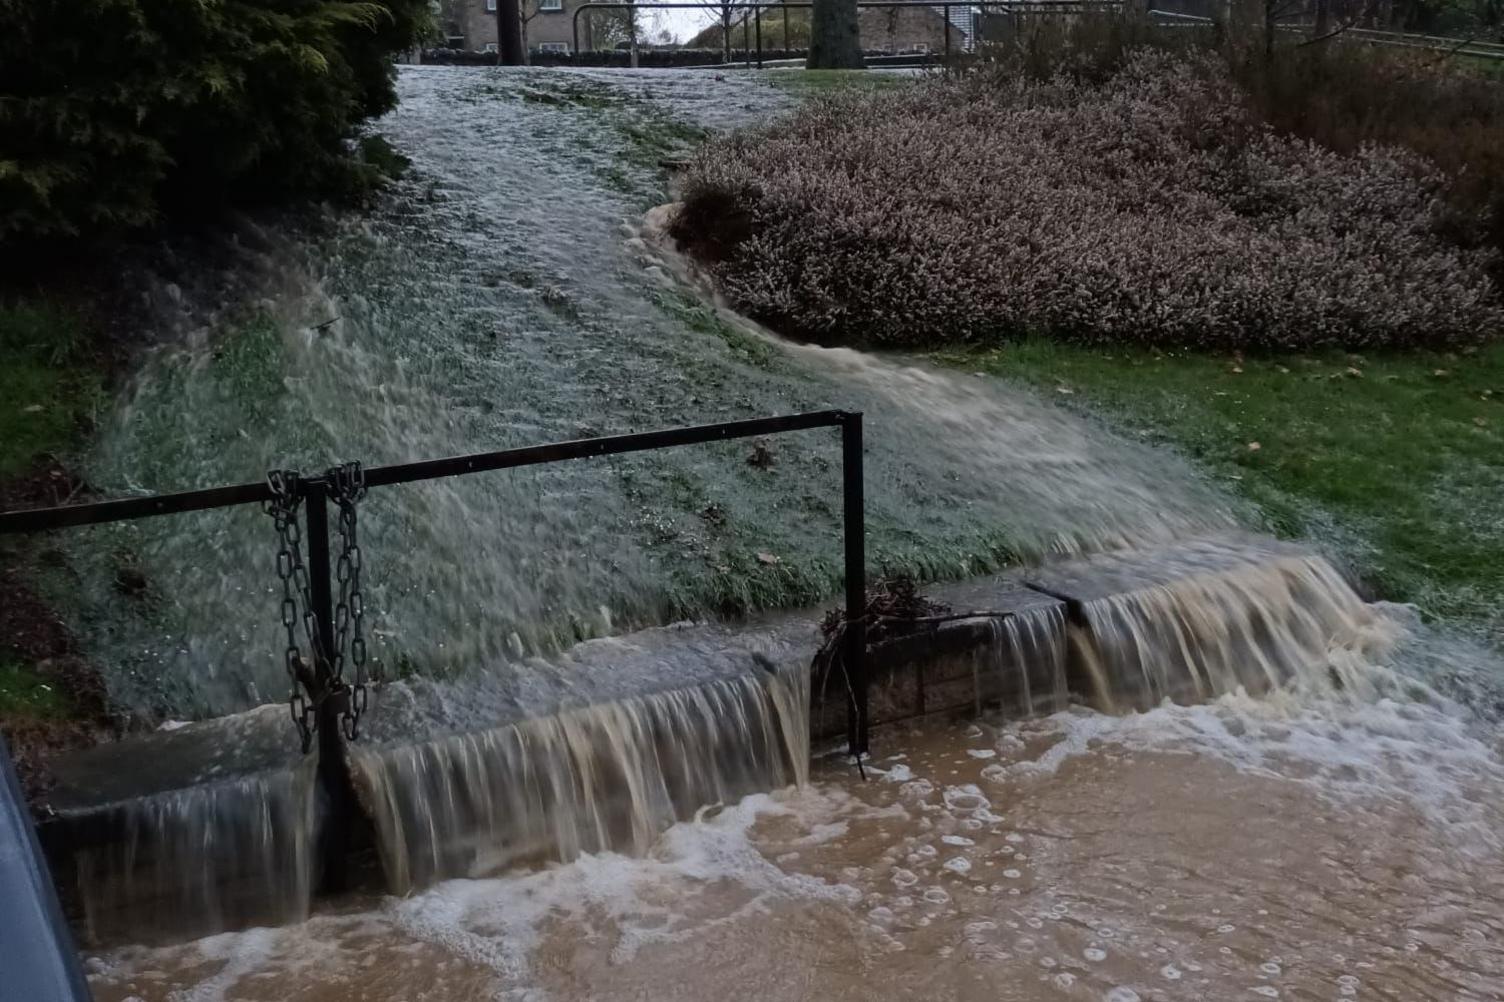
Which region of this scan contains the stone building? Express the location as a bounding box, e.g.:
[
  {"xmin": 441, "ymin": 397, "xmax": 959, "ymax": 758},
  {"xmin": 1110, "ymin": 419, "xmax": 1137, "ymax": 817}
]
[
  {"xmin": 441, "ymin": 0, "xmax": 974, "ymax": 55},
  {"xmin": 857, "ymin": 4, "xmax": 974, "ymax": 52},
  {"xmin": 438, "ymin": 0, "xmax": 588, "ymax": 54}
]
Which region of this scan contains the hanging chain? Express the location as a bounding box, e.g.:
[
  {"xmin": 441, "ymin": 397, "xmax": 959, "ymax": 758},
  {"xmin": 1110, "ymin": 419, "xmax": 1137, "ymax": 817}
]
[
  {"xmin": 329, "ymin": 461, "xmax": 369, "ymax": 740},
  {"xmin": 264, "ymin": 470, "xmax": 319, "ymax": 753},
  {"xmin": 266, "ymin": 462, "xmax": 373, "ymax": 750}
]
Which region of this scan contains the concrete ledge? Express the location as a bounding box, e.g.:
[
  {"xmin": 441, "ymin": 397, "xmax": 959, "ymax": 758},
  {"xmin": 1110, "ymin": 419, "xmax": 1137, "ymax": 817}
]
[
  {"xmin": 810, "ymin": 584, "xmax": 1068, "ymax": 740},
  {"xmin": 34, "ymin": 532, "xmax": 1362, "ymax": 942},
  {"xmin": 1026, "ymin": 535, "xmax": 1368, "ymax": 711}
]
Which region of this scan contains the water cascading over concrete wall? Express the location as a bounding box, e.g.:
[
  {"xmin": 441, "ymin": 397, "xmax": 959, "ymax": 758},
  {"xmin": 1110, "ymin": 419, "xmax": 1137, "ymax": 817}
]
[
  {"xmin": 1027, "ymin": 537, "xmax": 1392, "ymax": 712},
  {"xmin": 39, "ymin": 536, "xmax": 1396, "ymax": 944},
  {"xmin": 66, "ymin": 762, "xmax": 316, "ymax": 944},
  {"xmin": 350, "ymin": 663, "xmax": 810, "ymax": 894}
]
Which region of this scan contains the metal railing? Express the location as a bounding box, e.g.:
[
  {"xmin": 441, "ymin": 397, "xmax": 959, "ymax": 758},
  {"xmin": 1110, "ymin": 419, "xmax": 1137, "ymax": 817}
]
[
  {"xmin": 572, "ymin": 0, "xmax": 999, "ymax": 63},
  {"xmin": 0, "ymin": 410, "xmax": 871, "ymax": 895},
  {"xmin": 1149, "ymin": 7, "xmax": 1504, "ymax": 59}
]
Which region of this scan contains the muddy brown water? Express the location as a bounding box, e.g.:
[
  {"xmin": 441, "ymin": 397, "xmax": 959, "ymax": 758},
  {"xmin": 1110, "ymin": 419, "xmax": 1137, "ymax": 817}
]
[
  {"xmin": 87, "ymin": 687, "xmax": 1504, "ymax": 1002},
  {"xmin": 57, "ymin": 68, "xmax": 1504, "ymax": 1002}
]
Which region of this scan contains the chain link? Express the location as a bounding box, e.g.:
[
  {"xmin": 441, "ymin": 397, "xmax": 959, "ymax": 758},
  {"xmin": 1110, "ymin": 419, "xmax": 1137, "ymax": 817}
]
[
  {"xmin": 264, "ymin": 470, "xmax": 318, "ymax": 752},
  {"xmin": 266, "ymin": 462, "xmax": 374, "ymax": 750},
  {"xmin": 329, "ymin": 462, "xmax": 369, "ymax": 740}
]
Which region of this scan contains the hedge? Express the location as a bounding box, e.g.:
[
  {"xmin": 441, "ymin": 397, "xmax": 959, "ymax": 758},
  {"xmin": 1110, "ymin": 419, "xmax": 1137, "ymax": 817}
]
[{"xmin": 0, "ymin": 0, "xmax": 430, "ymax": 247}]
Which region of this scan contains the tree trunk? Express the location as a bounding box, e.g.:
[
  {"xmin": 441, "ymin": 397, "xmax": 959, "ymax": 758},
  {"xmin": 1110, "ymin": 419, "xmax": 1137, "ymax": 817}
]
[
  {"xmin": 1312, "ymin": 0, "xmax": 1331, "ymax": 36},
  {"xmin": 629, "ymin": 0, "xmax": 639, "ymax": 67},
  {"xmin": 497, "ymin": 0, "xmax": 525, "ymax": 65},
  {"xmin": 808, "ymin": 0, "xmax": 864, "ymax": 68}
]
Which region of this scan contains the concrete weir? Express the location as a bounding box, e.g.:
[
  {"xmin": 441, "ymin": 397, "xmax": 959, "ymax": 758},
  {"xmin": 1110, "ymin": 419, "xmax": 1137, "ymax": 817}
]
[{"xmin": 36, "ymin": 533, "xmax": 1382, "ymax": 943}]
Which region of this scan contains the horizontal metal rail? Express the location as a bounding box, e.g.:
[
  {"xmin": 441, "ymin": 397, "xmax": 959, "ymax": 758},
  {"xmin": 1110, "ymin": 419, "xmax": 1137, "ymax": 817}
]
[
  {"xmin": 2, "ymin": 409, "xmax": 872, "ymax": 992},
  {"xmin": 570, "ymin": 1, "xmax": 1024, "ymax": 60},
  {"xmin": 0, "ymin": 410, "xmax": 849, "ymax": 535},
  {"xmin": 1148, "ymin": 8, "xmax": 1504, "ymax": 58},
  {"xmin": 2, "ymin": 409, "xmax": 871, "ymax": 896}
]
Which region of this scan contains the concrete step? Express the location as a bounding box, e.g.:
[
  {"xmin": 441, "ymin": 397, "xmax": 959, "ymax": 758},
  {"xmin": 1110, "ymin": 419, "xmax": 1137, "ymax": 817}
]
[
  {"xmin": 1026, "ymin": 534, "xmax": 1369, "ymax": 711},
  {"xmin": 36, "ymin": 532, "xmax": 1366, "ymax": 943}
]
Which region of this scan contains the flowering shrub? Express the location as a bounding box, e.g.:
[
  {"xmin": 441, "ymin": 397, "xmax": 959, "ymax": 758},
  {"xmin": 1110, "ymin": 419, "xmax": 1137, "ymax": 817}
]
[{"xmin": 674, "ymin": 52, "xmax": 1501, "ymax": 349}]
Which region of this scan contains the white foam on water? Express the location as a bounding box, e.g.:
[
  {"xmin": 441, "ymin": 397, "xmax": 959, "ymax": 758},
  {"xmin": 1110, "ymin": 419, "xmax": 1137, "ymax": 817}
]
[
  {"xmin": 388, "ymin": 790, "xmax": 862, "ymax": 992},
  {"xmin": 987, "ymin": 672, "xmax": 1504, "ymax": 852}
]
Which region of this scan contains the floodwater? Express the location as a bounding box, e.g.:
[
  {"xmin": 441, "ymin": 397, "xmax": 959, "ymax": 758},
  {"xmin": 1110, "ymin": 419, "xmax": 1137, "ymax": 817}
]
[
  {"xmin": 60, "ymin": 67, "xmax": 1504, "ymax": 1002},
  {"xmin": 87, "ymin": 647, "xmax": 1504, "ymax": 1001},
  {"xmin": 62, "ymin": 66, "xmax": 1232, "ymax": 719}
]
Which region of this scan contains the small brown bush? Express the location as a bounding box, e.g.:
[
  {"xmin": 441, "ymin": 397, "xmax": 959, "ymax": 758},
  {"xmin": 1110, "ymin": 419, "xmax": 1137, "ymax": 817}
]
[{"xmin": 676, "ymin": 50, "xmax": 1502, "ymax": 349}]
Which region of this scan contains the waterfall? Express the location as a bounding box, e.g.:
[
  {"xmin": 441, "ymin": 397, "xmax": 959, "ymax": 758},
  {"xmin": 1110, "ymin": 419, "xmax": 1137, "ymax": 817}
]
[
  {"xmin": 350, "ymin": 662, "xmax": 809, "ymax": 894},
  {"xmin": 67, "ymin": 762, "xmax": 315, "ymax": 945},
  {"xmin": 1064, "ymin": 548, "xmax": 1392, "ymax": 712}
]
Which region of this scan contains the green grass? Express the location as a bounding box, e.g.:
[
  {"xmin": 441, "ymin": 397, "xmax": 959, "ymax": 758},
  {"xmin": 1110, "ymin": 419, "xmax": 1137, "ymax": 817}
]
[
  {"xmin": 0, "ymin": 659, "xmax": 73, "ymax": 720},
  {"xmin": 0, "ymin": 303, "xmax": 102, "ymax": 478},
  {"xmin": 939, "ymin": 340, "xmax": 1504, "ymax": 637},
  {"xmin": 518, "ymin": 75, "xmax": 707, "ymax": 206},
  {"xmin": 653, "ymin": 288, "xmax": 779, "ymax": 368},
  {"xmin": 762, "ymin": 67, "xmax": 921, "ymax": 98}
]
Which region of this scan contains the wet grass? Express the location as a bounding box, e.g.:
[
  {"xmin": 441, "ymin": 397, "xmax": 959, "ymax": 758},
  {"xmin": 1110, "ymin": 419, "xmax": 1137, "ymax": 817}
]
[
  {"xmin": 93, "ymin": 312, "xmax": 288, "ymax": 488},
  {"xmin": 653, "ymin": 289, "xmax": 778, "ymax": 369},
  {"xmin": 525, "ymin": 76, "xmax": 707, "ymax": 206},
  {"xmin": 939, "ymin": 340, "xmax": 1504, "ymax": 640},
  {"xmin": 0, "ymin": 301, "xmax": 109, "ymax": 737},
  {"xmin": 616, "ymin": 450, "xmax": 844, "ymax": 618},
  {"xmin": 0, "ymin": 303, "xmax": 103, "ymax": 478},
  {"xmin": 0, "ymin": 659, "xmax": 73, "ymax": 720},
  {"xmin": 762, "ymin": 67, "xmax": 921, "ymax": 98}
]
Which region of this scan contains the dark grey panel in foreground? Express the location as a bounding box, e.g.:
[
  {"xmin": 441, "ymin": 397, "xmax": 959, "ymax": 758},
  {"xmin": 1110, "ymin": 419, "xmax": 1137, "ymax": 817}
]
[{"xmin": 0, "ymin": 734, "xmax": 90, "ymax": 1002}]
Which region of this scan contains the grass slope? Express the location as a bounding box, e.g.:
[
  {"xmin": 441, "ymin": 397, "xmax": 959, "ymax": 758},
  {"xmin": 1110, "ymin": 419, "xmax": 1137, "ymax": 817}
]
[
  {"xmin": 0, "ymin": 304, "xmax": 101, "ymax": 479},
  {"xmin": 941, "ymin": 340, "xmax": 1504, "ymax": 642}
]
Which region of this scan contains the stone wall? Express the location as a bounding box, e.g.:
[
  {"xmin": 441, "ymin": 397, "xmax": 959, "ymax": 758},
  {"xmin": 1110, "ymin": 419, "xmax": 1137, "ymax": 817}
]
[
  {"xmin": 440, "ymin": 0, "xmax": 587, "ymax": 53},
  {"xmin": 857, "ymin": 6, "xmax": 959, "ymax": 53}
]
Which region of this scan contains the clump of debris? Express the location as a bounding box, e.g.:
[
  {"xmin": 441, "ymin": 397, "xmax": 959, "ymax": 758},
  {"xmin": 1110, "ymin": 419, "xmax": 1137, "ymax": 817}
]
[{"xmin": 820, "ymin": 575, "xmax": 950, "ymax": 646}]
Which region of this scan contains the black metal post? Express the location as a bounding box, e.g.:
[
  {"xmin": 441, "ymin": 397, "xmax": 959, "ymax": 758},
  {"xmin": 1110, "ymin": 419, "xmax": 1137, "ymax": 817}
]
[
  {"xmin": 945, "ymin": 2, "xmax": 952, "ymax": 59},
  {"xmin": 783, "ymin": 0, "xmax": 791, "ymax": 49},
  {"xmin": 303, "ymin": 482, "xmax": 354, "ymax": 893},
  {"xmin": 841, "ymin": 413, "xmax": 868, "ymax": 757},
  {"xmin": 743, "ymin": 7, "xmax": 752, "ymax": 66},
  {"xmin": 305, "ymin": 483, "xmax": 336, "ymax": 668},
  {"xmin": 756, "ymin": 5, "xmax": 764, "ymax": 65}
]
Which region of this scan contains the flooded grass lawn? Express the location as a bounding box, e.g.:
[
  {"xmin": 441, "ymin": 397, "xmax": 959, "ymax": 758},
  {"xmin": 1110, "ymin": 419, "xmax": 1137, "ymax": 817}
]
[{"xmin": 939, "ymin": 340, "xmax": 1504, "ymax": 646}]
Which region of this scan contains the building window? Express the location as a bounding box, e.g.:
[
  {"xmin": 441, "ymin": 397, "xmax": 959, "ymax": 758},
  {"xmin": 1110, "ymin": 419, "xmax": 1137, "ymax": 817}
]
[
  {"xmin": 484, "ymin": 42, "xmax": 498, "ymax": 52},
  {"xmin": 485, "ymin": 0, "xmax": 497, "ymax": 10},
  {"xmin": 913, "ymin": 43, "xmax": 929, "ymax": 53},
  {"xmin": 538, "ymin": 0, "xmax": 563, "ymax": 9},
  {"xmin": 537, "ymin": 41, "xmax": 569, "ymax": 52}
]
